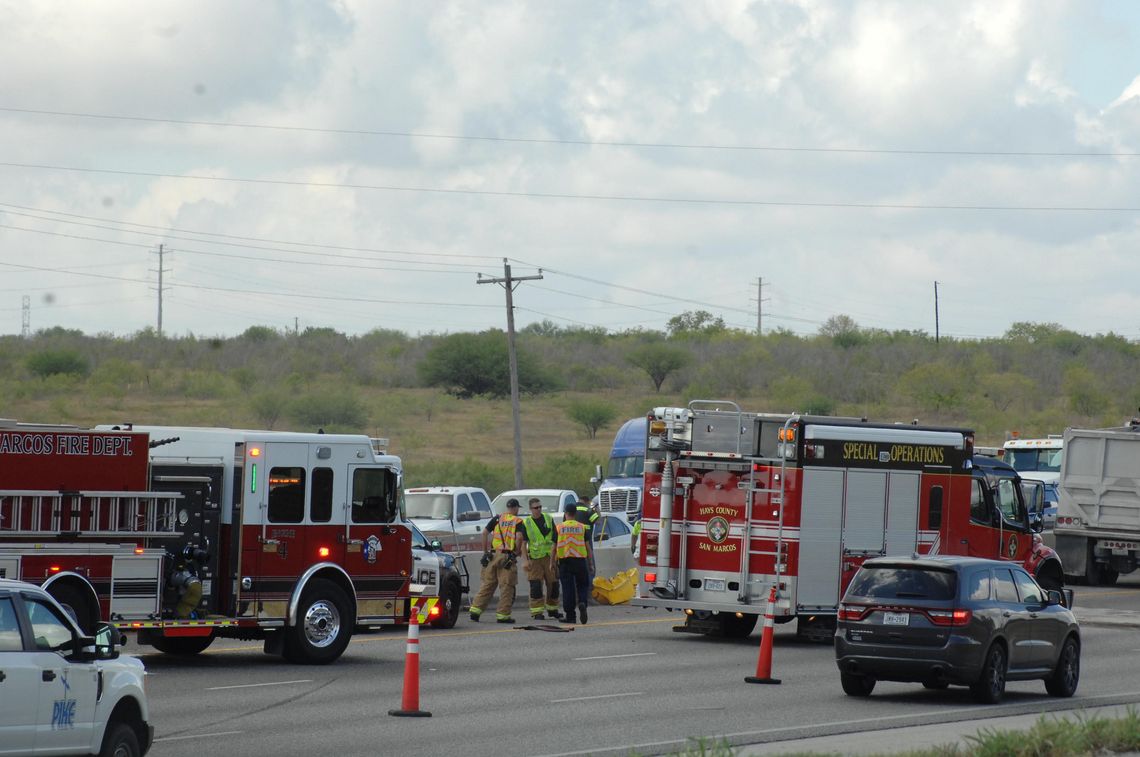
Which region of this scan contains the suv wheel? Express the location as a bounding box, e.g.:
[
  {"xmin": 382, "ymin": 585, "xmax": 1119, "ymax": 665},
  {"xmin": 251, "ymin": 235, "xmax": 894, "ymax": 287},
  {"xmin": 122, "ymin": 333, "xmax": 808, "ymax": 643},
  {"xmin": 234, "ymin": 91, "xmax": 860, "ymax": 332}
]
[
  {"xmin": 840, "ymin": 672, "xmax": 875, "ymax": 697},
  {"xmin": 971, "ymin": 643, "xmax": 1006, "ymax": 704},
  {"xmin": 1045, "ymin": 637, "xmax": 1080, "ymax": 697}
]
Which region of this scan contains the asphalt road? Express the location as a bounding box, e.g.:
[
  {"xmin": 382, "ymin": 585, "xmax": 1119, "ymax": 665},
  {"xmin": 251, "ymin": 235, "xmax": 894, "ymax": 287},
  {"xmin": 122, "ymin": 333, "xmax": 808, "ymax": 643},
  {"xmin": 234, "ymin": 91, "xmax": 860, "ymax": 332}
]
[{"xmin": 138, "ymin": 576, "xmax": 1140, "ymax": 757}]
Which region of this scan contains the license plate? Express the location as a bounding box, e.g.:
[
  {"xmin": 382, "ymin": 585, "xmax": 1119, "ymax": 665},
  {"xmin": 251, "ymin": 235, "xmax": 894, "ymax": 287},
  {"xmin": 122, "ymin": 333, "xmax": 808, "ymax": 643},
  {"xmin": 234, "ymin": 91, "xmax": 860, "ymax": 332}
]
[
  {"xmin": 703, "ymin": 578, "xmax": 726, "ymax": 592},
  {"xmin": 883, "ymin": 612, "xmax": 910, "ymax": 626}
]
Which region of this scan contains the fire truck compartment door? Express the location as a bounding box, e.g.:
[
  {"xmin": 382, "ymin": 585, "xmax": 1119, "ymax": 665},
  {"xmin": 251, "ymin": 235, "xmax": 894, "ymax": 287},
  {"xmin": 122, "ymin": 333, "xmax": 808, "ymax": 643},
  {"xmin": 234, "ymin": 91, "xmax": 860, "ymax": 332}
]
[
  {"xmin": 798, "ymin": 469, "xmax": 844, "ymax": 608},
  {"xmin": 0, "ymin": 558, "xmax": 19, "ymax": 581},
  {"xmin": 843, "ymin": 471, "xmax": 887, "ymax": 553},
  {"xmin": 884, "ymin": 472, "xmax": 920, "ymax": 556},
  {"xmin": 110, "ymin": 555, "xmax": 162, "ymax": 618}
]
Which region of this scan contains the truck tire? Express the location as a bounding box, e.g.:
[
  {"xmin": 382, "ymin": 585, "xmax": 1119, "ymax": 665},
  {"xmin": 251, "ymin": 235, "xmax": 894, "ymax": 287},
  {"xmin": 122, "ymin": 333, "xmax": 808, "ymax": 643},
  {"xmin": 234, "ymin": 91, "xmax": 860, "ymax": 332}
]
[
  {"xmin": 1034, "ymin": 564, "xmax": 1064, "ymax": 593},
  {"xmin": 719, "ymin": 612, "xmax": 758, "ymax": 639},
  {"xmin": 151, "ymin": 632, "xmax": 215, "ymax": 656},
  {"xmin": 99, "ymin": 721, "xmax": 141, "ymax": 757},
  {"xmin": 431, "ymin": 579, "xmax": 462, "ymax": 629},
  {"xmin": 283, "ymin": 578, "xmax": 353, "ymax": 664},
  {"xmin": 49, "ymin": 582, "xmax": 97, "ymax": 635},
  {"xmin": 1087, "ymin": 543, "xmax": 1119, "ymax": 586}
]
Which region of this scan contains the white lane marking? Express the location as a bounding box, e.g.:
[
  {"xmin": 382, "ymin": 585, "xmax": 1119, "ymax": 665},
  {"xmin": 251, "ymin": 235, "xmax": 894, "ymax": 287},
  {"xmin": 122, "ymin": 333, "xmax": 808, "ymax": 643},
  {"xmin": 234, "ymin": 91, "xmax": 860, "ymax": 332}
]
[
  {"xmin": 205, "ymin": 679, "xmax": 312, "ymax": 691},
  {"xmin": 573, "ymin": 652, "xmax": 657, "ymax": 661},
  {"xmin": 550, "ymin": 691, "xmax": 643, "ymax": 703},
  {"xmin": 155, "ymin": 731, "xmax": 243, "ymax": 743}
]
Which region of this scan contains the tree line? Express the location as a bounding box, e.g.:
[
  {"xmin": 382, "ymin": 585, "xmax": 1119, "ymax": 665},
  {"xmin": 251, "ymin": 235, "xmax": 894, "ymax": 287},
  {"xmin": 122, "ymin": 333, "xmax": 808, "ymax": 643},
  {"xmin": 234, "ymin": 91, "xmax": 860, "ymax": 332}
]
[{"xmin": 2, "ymin": 314, "xmax": 1137, "ymax": 480}]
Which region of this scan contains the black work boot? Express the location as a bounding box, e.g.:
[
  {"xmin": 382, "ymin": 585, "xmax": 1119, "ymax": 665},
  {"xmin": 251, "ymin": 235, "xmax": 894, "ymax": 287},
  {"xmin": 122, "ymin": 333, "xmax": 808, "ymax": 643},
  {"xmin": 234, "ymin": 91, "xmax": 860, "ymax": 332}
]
[
  {"xmin": 578, "ymin": 602, "xmax": 588, "ymax": 625},
  {"xmin": 559, "ymin": 614, "xmax": 576, "ymax": 624}
]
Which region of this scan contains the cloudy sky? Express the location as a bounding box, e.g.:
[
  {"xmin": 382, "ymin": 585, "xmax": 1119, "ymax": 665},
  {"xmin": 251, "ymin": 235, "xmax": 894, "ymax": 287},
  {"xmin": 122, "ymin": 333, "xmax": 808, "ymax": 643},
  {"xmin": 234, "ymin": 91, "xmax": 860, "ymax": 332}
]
[{"xmin": 2, "ymin": 0, "xmax": 1140, "ymax": 340}]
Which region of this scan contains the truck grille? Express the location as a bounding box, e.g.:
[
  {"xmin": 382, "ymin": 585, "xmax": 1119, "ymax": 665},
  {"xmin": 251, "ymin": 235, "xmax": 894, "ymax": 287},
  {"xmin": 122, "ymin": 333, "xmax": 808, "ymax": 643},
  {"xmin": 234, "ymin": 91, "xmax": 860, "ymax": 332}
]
[{"xmin": 599, "ymin": 487, "xmax": 640, "ymax": 516}]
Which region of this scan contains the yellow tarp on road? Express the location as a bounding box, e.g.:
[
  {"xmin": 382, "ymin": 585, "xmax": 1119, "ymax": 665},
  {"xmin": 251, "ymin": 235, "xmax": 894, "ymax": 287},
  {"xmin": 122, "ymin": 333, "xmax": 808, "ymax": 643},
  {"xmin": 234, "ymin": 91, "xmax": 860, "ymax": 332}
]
[{"xmin": 592, "ymin": 567, "xmax": 639, "ymax": 605}]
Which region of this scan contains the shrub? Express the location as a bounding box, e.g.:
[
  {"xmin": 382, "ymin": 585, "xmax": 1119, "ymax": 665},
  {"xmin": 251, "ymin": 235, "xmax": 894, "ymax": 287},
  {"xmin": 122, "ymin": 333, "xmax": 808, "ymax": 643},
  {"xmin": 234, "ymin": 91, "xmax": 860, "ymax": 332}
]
[
  {"xmin": 565, "ymin": 398, "xmax": 618, "ymax": 439},
  {"xmin": 26, "ymin": 350, "xmax": 89, "ymax": 378},
  {"xmin": 289, "ymin": 392, "xmax": 368, "ymax": 430}
]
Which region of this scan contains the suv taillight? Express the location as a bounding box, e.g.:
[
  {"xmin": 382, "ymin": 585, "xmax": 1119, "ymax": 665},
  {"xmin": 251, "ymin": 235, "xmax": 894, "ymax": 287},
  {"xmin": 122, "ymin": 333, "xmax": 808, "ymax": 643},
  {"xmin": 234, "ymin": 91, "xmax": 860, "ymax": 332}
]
[
  {"xmin": 926, "ymin": 609, "xmax": 971, "ymax": 627},
  {"xmin": 837, "ymin": 604, "xmax": 870, "ymax": 622}
]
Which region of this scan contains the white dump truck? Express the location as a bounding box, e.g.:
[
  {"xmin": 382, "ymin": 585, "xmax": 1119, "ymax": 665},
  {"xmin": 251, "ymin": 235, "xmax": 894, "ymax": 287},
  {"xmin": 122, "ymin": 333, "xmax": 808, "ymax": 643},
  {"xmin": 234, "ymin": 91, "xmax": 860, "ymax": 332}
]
[{"xmin": 1055, "ymin": 418, "xmax": 1140, "ymax": 585}]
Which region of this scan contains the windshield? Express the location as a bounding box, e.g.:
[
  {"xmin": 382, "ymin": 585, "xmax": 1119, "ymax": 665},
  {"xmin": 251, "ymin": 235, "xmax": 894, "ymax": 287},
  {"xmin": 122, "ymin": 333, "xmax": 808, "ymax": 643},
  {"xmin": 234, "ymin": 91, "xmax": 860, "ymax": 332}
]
[
  {"xmin": 404, "ymin": 493, "xmax": 452, "ymax": 520},
  {"xmin": 1005, "ymin": 448, "xmax": 1062, "ymax": 473},
  {"xmin": 607, "ymin": 455, "xmax": 644, "ymax": 478}
]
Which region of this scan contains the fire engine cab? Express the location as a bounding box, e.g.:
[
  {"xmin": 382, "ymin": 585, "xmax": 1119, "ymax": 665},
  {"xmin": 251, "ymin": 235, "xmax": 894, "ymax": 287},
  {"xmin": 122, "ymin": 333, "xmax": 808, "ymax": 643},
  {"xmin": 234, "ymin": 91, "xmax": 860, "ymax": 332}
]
[
  {"xmin": 0, "ymin": 420, "xmax": 416, "ymax": 664},
  {"xmin": 633, "ymin": 402, "xmax": 1064, "ymax": 641}
]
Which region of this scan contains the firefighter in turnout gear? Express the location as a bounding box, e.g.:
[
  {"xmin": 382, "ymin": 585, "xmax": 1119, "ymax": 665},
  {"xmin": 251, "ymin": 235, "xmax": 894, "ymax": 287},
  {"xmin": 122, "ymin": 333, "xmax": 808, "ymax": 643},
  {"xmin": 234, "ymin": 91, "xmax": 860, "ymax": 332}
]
[
  {"xmin": 469, "ymin": 499, "xmax": 522, "ymax": 623},
  {"xmin": 556, "ymin": 502, "xmax": 593, "ymax": 624},
  {"xmin": 519, "ymin": 497, "xmax": 561, "ymax": 620},
  {"xmin": 577, "ymin": 498, "xmax": 600, "ymax": 593}
]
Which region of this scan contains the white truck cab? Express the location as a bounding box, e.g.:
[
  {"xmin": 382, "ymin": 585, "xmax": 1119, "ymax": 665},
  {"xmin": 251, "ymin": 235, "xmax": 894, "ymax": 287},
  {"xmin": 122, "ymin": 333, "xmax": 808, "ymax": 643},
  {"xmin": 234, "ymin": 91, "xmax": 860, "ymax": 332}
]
[
  {"xmin": 0, "ymin": 579, "xmax": 151, "ymax": 756},
  {"xmin": 403, "ymin": 486, "xmax": 494, "ymax": 551}
]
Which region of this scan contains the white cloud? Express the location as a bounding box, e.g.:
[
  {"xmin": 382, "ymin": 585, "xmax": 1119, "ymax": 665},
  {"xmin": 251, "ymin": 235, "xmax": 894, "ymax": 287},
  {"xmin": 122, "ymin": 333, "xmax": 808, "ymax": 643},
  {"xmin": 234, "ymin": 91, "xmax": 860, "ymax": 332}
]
[{"xmin": 1, "ymin": 0, "xmax": 1139, "ymax": 340}]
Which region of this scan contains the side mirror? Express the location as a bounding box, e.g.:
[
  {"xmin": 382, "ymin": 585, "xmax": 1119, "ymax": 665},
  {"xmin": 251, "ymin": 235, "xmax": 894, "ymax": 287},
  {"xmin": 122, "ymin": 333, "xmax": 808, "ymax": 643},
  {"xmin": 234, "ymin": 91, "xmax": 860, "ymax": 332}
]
[
  {"xmin": 93, "ymin": 622, "xmax": 122, "ymax": 660},
  {"xmin": 457, "ymin": 511, "xmax": 481, "ymax": 523},
  {"xmin": 1046, "ymin": 589, "xmax": 1063, "ymax": 606}
]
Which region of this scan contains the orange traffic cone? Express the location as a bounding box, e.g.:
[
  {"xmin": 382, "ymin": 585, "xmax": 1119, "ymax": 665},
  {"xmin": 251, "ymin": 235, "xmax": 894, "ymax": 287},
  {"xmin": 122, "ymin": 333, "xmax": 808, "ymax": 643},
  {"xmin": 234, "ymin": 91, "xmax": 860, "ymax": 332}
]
[
  {"xmin": 389, "ymin": 599, "xmax": 432, "ymax": 717},
  {"xmin": 745, "ymin": 584, "xmax": 781, "ymax": 685}
]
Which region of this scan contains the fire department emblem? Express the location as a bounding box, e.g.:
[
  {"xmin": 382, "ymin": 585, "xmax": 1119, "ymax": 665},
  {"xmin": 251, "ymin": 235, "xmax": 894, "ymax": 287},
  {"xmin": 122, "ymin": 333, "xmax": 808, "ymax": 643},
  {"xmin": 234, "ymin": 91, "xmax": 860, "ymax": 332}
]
[
  {"xmin": 649, "ymin": 486, "xmax": 660, "ymax": 497},
  {"xmin": 363, "ymin": 534, "xmax": 382, "ymax": 564},
  {"xmin": 1006, "ymin": 534, "xmax": 1018, "ymax": 559},
  {"xmin": 707, "ymin": 516, "xmax": 729, "ymax": 544}
]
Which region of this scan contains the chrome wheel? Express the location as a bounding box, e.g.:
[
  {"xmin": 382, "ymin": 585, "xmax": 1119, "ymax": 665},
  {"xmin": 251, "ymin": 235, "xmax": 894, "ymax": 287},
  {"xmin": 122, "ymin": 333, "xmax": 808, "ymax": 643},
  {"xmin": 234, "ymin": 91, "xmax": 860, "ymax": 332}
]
[{"xmin": 303, "ymin": 600, "xmax": 341, "ymax": 648}]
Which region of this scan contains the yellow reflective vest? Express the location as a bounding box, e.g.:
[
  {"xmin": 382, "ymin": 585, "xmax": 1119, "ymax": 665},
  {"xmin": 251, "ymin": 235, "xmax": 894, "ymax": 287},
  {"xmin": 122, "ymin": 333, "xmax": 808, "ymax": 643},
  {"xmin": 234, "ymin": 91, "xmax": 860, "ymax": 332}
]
[
  {"xmin": 491, "ymin": 513, "xmax": 521, "ymax": 551},
  {"xmin": 523, "ymin": 513, "xmax": 555, "ymax": 558},
  {"xmin": 556, "ymin": 519, "xmax": 588, "ymax": 559}
]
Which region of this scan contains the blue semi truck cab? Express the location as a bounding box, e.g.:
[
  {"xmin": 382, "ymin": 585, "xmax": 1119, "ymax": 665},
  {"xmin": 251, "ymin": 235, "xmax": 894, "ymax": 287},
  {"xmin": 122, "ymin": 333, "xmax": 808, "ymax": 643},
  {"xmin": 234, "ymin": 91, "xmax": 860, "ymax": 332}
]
[{"xmin": 594, "ymin": 416, "xmax": 647, "ymax": 521}]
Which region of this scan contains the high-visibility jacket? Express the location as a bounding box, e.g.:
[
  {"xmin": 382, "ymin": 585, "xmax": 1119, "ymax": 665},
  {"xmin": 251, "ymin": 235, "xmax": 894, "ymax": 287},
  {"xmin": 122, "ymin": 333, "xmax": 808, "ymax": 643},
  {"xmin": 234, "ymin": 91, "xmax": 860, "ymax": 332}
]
[
  {"xmin": 523, "ymin": 513, "xmax": 555, "ymax": 559},
  {"xmin": 491, "ymin": 513, "xmax": 521, "ymax": 551},
  {"xmin": 576, "ymin": 504, "xmax": 600, "ymax": 525},
  {"xmin": 556, "ymin": 519, "xmax": 588, "ymax": 559}
]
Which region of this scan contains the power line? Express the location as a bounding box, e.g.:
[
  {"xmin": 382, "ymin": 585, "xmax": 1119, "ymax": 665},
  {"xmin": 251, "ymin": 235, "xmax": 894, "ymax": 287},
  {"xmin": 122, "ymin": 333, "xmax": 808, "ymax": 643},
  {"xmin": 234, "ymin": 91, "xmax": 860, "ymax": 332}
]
[
  {"xmin": 0, "ymin": 201, "xmax": 499, "ymax": 263},
  {"xmin": 3, "ymin": 162, "xmax": 1140, "ymax": 212},
  {"xmin": 3, "ymin": 106, "xmax": 1136, "ymax": 158}
]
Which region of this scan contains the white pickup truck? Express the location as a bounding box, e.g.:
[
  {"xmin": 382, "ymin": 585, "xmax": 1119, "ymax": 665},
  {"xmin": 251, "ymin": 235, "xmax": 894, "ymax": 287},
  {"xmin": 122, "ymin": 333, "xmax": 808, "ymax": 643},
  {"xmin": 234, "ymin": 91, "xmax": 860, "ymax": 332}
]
[
  {"xmin": 0, "ymin": 578, "xmax": 151, "ymax": 756},
  {"xmin": 403, "ymin": 486, "xmax": 494, "ymax": 551}
]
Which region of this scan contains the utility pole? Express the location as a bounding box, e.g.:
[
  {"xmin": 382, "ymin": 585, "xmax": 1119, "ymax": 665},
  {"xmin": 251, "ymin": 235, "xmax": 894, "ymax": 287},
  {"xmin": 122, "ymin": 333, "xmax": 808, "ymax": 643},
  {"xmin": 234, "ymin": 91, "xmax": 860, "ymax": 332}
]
[
  {"xmin": 21, "ymin": 295, "xmax": 30, "ymax": 338},
  {"xmin": 933, "ymin": 280, "xmax": 940, "ymax": 344},
  {"xmin": 478, "ymin": 259, "xmax": 543, "ymax": 488},
  {"xmin": 755, "ymin": 277, "xmax": 770, "ymax": 336},
  {"xmin": 151, "ymin": 244, "xmax": 171, "ymax": 337}
]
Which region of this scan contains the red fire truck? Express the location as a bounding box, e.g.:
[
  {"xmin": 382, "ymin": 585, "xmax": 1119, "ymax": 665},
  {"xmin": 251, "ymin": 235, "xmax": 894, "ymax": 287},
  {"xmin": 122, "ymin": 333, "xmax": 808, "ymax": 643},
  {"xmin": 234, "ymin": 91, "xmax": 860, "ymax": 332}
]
[
  {"xmin": 0, "ymin": 420, "xmax": 416, "ymax": 664},
  {"xmin": 633, "ymin": 402, "xmax": 1065, "ymax": 641}
]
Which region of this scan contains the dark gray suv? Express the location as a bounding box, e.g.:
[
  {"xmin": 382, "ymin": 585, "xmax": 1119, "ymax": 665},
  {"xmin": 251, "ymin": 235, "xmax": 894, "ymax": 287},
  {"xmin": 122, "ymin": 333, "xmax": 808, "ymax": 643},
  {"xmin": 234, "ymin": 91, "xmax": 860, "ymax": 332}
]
[{"xmin": 834, "ymin": 556, "xmax": 1079, "ymax": 703}]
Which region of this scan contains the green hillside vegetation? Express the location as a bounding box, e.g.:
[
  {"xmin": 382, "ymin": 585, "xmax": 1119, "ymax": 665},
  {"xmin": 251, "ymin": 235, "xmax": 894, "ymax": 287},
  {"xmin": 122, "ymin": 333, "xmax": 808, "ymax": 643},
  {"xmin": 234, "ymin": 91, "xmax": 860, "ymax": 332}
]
[{"xmin": 2, "ymin": 315, "xmax": 1137, "ymax": 496}]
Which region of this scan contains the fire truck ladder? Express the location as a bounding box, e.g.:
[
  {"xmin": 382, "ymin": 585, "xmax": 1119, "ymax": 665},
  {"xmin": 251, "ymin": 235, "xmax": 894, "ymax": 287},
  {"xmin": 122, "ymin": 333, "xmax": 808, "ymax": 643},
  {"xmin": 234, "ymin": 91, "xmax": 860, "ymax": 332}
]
[
  {"xmin": 0, "ymin": 490, "xmax": 182, "ymax": 538},
  {"xmin": 735, "ymin": 416, "xmax": 793, "ymax": 605}
]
